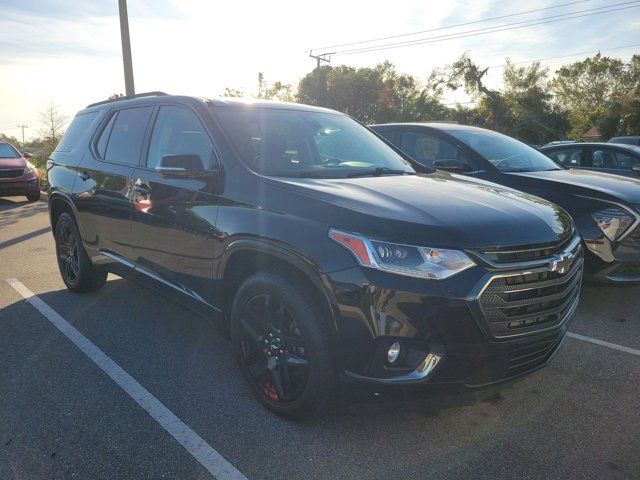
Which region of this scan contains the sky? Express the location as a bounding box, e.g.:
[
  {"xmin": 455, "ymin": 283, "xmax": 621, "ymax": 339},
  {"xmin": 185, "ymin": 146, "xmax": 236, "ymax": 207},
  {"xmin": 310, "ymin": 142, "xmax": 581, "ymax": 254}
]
[{"xmin": 1, "ymin": 0, "xmax": 639, "ymax": 141}]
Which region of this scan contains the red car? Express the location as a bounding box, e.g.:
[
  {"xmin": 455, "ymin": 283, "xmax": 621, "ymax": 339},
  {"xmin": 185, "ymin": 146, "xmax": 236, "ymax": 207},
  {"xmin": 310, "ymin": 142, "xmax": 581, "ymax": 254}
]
[{"xmin": 0, "ymin": 140, "xmax": 40, "ymax": 202}]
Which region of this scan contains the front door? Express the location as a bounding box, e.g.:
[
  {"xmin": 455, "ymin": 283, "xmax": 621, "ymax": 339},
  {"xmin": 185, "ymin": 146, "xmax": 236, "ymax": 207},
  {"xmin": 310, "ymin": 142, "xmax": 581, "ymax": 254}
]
[{"xmin": 129, "ymin": 105, "xmax": 220, "ymax": 305}]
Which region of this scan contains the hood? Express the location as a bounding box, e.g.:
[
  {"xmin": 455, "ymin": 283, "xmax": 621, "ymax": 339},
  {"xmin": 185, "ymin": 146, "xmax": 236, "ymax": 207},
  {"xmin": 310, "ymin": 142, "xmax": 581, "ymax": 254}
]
[
  {"xmin": 0, "ymin": 156, "xmax": 27, "ymax": 169},
  {"xmin": 509, "ymin": 169, "xmax": 640, "ymax": 204},
  {"xmin": 270, "ymin": 172, "xmax": 572, "ymax": 250}
]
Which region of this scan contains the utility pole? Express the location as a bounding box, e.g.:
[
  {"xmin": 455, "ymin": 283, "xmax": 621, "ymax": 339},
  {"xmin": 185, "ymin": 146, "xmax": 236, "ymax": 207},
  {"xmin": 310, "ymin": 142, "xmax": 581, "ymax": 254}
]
[
  {"xmin": 118, "ymin": 0, "xmax": 135, "ymax": 96},
  {"xmin": 16, "ymin": 124, "xmax": 28, "ymax": 150},
  {"xmin": 308, "ymin": 52, "xmax": 333, "ymax": 95}
]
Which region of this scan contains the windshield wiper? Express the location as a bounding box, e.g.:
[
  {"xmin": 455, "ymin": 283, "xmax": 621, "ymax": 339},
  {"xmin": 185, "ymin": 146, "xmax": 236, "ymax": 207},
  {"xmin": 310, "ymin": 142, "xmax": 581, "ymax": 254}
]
[{"xmin": 347, "ymin": 167, "xmax": 415, "ymax": 178}]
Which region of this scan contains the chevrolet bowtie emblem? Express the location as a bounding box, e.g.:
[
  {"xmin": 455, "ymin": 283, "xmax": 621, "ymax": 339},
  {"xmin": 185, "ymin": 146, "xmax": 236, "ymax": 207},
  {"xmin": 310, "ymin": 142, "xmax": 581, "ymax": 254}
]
[{"xmin": 549, "ymin": 252, "xmax": 574, "ymax": 274}]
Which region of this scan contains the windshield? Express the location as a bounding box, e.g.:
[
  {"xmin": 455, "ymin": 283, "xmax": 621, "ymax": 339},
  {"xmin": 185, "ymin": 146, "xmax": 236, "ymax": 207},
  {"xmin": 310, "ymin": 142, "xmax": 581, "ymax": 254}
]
[
  {"xmin": 211, "ymin": 106, "xmax": 415, "ymax": 178},
  {"xmin": 447, "ymin": 129, "xmax": 562, "ymax": 173},
  {"xmin": 0, "ymin": 143, "xmax": 20, "ymax": 158}
]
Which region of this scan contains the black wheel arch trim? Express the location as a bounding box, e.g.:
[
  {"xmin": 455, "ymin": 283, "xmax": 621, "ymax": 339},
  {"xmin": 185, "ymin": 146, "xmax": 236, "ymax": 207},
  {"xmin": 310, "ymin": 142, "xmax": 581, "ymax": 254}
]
[
  {"xmin": 216, "ymin": 237, "xmax": 341, "ymax": 336},
  {"xmin": 48, "ymin": 191, "xmax": 80, "ymax": 232}
]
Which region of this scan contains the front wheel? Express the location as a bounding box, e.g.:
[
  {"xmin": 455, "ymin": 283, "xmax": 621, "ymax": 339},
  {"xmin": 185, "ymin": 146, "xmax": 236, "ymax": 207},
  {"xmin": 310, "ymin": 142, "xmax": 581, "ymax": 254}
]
[
  {"xmin": 55, "ymin": 212, "xmax": 107, "ymax": 293},
  {"xmin": 26, "ymin": 191, "xmax": 41, "ymax": 202},
  {"xmin": 230, "ymin": 271, "xmax": 336, "ymax": 420}
]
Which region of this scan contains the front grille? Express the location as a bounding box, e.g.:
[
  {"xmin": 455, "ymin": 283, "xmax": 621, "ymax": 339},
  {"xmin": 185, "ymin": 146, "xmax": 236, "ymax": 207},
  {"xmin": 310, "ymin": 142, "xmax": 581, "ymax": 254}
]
[
  {"xmin": 477, "ymin": 237, "xmax": 583, "ymax": 338},
  {"xmin": 0, "ymin": 168, "xmax": 24, "ymax": 179},
  {"xmin": 478, "ymin": 232, "xmax": 574, "ymax": 264}
]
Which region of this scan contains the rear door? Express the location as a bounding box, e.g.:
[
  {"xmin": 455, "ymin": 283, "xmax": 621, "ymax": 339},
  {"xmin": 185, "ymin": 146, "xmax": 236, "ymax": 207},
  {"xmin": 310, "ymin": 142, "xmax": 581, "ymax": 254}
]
[
  {"xmin": 584, "ymin": 146, "xmax": 640, "ymax": 178},
  {"xmin": 129, "ymin": 104, "xmax": 220, "ymax": 305},
  {"xmin": 73, "ymin": 105, "xmax": 153, "ymax": 264}
]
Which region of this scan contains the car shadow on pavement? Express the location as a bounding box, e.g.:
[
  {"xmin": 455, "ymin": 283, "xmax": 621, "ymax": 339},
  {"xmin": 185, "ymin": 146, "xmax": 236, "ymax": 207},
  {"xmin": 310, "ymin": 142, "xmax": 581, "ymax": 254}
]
[{"xmin": 0, "ymin": 198, "xmax": 48, "ymax": 229}]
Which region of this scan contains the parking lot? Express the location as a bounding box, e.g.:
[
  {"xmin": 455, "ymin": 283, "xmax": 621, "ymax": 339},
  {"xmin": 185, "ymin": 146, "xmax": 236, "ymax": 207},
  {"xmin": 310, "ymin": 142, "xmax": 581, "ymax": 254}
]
[{"xmin": 0, "ymin": 195, "xmax": 639, "ymax": 480}]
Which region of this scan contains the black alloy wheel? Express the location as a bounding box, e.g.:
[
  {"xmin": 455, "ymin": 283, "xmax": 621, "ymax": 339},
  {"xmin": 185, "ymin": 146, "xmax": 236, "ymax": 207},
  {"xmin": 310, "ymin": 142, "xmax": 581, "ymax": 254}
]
[
  {"xmin": 231, "ymin": 271, "xmax": 335, "ymax": 419},
  {"xmin": 238, "ymin": 293, "xmax": 310, "ymax": 403},
  {"xmin": 54, "ymin": 212, "xmax": 107, "ymax": 293},
  {"xmin": 57, "ymin": 221, "xmax": 80, "ymax": 284}
]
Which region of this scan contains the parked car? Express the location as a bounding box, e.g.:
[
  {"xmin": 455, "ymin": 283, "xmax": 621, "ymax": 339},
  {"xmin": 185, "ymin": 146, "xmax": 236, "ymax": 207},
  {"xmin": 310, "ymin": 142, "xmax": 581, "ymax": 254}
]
[
  {"xmin": 371, "ymin": 123, "xmax": 640, "ymax": 284},
  {"xmin": 540, "ymin": 142, "xmax": 640, "ymax": 179},
  {"xmin": 0, "ymin": 140, "xmax": 40, "ymax": 202},
  {"xmin": 48, "ymin": 94, "xmax": 582, "ymax": 419},
  {"xmin": 608, "ymin": 136, "xmax": 640, "ymax": 146}
]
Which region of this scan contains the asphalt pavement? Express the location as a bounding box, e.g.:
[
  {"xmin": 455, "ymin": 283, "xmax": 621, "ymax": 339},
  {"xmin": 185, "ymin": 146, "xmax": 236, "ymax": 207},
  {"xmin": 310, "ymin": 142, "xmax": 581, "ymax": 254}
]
[{"xmin": 0, "ymin": 195, "xmax": 638, "ymax": 480}]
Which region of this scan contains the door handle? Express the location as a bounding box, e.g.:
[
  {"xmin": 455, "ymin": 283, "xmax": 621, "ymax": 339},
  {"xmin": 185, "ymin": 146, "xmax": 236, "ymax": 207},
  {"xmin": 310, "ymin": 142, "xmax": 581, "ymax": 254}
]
[{"xmin": 79, "ymin": 171, "xmax": 90, "ymax": 181}]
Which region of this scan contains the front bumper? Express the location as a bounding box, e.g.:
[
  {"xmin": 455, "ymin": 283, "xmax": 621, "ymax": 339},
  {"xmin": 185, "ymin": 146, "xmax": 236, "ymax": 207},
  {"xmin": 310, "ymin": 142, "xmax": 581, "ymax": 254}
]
[
  {"xmin": 0, "ymin": 175, "xmax": 40, "ymax": 196},
  {"xmin": 327, "ymin": 235, "xmax": 583, "ymax": 396}
]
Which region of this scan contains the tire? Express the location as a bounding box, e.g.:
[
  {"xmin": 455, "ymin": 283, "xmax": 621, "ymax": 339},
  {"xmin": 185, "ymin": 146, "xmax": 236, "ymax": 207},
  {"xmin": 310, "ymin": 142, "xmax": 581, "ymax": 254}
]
[
  {"xmin": 230, "ymin": 271, "xmax": 336, "ymax": 420},
  {"xmin": 54, "ymin": 212, "xmax": 107, "ymax": 293},
  {"xmin": 26, "ymin": 191, "xmax": 41, "ymax": 202}
]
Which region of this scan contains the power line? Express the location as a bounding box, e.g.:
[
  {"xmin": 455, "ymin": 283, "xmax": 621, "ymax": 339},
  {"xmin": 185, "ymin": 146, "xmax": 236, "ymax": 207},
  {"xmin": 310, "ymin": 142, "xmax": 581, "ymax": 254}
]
[
  {"xmin": 487, "ymin": 42, "xmax": 640, "ymax": 68},
  {"xmin": 312, "ymin": 0, "xmax": 593, "ymax": 52},
  {"xmin": 322, "ymin": 2, "xmax": 640, "ymax": 56}
]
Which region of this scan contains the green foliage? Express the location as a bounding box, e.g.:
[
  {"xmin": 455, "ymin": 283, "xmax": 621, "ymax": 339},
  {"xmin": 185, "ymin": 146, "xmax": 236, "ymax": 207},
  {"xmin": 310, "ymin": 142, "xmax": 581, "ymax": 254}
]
[{"xmin": 551, "ymin": 53, "xmax": 629, "ymax": 139}]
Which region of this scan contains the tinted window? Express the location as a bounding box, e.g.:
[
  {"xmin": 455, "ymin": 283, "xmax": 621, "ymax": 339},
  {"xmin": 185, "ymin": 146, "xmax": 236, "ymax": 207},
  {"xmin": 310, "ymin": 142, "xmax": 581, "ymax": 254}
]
[
  {"xmin": 400, "ymin": 131, "xmax": 473, "ymax": 168},
  {"xmin": 547, "ymin": 147, "xmax": 584, "ymax": 167},
  {"xmin": 212, "ymin": 107, "xmax": 414, "ymax": 178},
  {"xmin": 147, "ymin": 106, "xmax": 214, "ymax": 169},
  {"xmin": 55, "ymin": 112, "xmax": 98, "ymax": 152},
  {"xmin": 0, "ymin": 143, "xmax": 20, "ymax": 158},
  {"xmin": 590, "ymin": 148, "xmax": 639, "ymax": 169},
  {"xmin": 103, "ymin": 107, "xmax": 153, "ymax": 165},
  {"xmin": 447, "ymin": 128, "xmax": 561, "ymax": 172},
  {"xmin": 96, "ymin": 113, "xmax": 117, "ymax": 158}
]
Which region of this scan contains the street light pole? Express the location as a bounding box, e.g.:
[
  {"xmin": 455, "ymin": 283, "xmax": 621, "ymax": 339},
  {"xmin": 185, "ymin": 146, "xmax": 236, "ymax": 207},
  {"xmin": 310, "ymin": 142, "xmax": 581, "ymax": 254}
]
[{"xmin": 118, "ymin": 0, "xmax": 135, "ymax": 97}]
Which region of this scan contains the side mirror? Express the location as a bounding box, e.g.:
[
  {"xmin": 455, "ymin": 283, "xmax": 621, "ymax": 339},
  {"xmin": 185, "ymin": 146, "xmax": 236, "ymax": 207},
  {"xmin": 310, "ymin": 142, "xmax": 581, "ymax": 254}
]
[
  {"xmin": 156, "ymin": 154, "xmax": 204, "ymax": 177},
  {"xmin": 22, "ymin": 152, "xmax": 33, "ymax": 159},
  {"xmin": 432, "ymin": 158, "xmax": 473, "ymax": 173}
]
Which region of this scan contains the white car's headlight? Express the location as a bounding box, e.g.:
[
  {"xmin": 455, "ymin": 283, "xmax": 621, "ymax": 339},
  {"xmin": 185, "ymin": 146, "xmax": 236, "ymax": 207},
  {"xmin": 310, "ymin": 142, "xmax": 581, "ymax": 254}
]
[
  {"xmin": 329, "ymin": 228, "xmax": 475, "ymax": 280},
  {"xmin": 591, "ymin": 206, "xmax": 636, "ymax": 241}
]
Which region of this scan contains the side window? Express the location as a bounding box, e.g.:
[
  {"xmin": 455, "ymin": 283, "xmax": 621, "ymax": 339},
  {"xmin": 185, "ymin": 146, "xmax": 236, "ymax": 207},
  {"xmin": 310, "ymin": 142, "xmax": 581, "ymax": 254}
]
[
  {"xmin": 400, "ymin": 131, "xmax": 473, "ymax": 168},
  {"xmin": 55, "ymin": 112, "xmax": 98, "ymax": 152},
  {"xmin": 103, "ymin": 106, "xmax": 153, "ymax": 165},
  {"xmin": 548, "ymin": 147, "xmax": 583, "ymax": 167},
  {"xmin": 591, "ymin": 148, "xmax": 619, "ymax": 169},
  {"xmin": 147, "ymin": 106, "xmax": 214, "ymax": 169},
  {"xmin": 613, "ymin": 151, "xmax": 639, "ymax": 169},
  {"xmin": 96, "ymin": 113, "xmax": 117, "ymax": 158}
]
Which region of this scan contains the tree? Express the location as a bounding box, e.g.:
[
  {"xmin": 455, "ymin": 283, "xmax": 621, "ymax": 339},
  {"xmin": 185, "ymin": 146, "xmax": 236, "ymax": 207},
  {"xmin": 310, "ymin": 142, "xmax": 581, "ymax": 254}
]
[
  {"xmin": 222, "ymin": 87, "xmax": 244, "ymax": 98},
  {"xmin": 550, "ymin": 53, "xmax": 627, "ymax": 139},
  {"xmin": 38, "ymin": 102, "xmax": 67, "ymax": 163}
]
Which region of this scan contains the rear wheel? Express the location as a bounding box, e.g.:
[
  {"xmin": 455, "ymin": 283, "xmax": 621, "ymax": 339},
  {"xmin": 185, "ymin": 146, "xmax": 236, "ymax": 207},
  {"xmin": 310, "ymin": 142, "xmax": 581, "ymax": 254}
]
[
  {"xmin": 55, "ymin": 212, "xmax": 107, "ymax": 293},
  {"xmin": 230, "ymin": 271, "xmax": 335, "ymax": 420}
]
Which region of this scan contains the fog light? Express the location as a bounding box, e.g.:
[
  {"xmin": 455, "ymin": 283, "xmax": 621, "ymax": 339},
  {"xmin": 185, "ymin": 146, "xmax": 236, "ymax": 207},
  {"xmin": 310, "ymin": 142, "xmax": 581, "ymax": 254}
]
[{"xmin": 387, "ymin": 342, "xmax": 401, "ymax": 364}]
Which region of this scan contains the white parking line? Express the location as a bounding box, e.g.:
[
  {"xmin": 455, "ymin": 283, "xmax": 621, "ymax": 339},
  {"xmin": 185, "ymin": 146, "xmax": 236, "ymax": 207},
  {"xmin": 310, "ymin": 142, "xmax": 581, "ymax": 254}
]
[
  {"xmin": 567, "ymin": 331, "xmax": 640, "ymax": 357},
  {"xmin": 6, "ymin": 278, "xmax": 248, "ymax": 480}
]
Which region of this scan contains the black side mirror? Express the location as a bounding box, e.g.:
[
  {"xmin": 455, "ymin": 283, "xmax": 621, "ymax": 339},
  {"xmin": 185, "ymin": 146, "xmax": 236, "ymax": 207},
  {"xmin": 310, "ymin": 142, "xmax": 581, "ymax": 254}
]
[
  {"xmin": 157, "ymin": 154, "xmax": 205, "ymax": 177},
  {"xmin": 432, "ymin": 158, "xmax": 473, "ymax": 173}
]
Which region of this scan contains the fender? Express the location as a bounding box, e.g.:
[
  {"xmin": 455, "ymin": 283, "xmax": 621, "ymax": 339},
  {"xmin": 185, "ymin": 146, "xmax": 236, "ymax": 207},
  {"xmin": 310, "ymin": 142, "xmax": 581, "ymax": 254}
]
[
  {"xmin": 47, "ymin": 191, "xmax": 80, "ymax": 231},
  {"xmin": 216, "ymin": 237, "xmax": 341, "ymax": 335}
]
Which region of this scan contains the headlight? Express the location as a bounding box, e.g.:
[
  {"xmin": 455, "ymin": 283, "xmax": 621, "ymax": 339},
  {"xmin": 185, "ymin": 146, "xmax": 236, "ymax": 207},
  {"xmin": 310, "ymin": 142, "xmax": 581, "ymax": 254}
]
[
  {"xmin": 23, "ymin": 163, "xmax": 36, "ymax": 175},
  {"xmin": 329, "ymin": 228, "xmax": 475, "ymax": 279},
  {"xmin": 591, "ymin": 206, "xmax": 636, "ymax": 241}
]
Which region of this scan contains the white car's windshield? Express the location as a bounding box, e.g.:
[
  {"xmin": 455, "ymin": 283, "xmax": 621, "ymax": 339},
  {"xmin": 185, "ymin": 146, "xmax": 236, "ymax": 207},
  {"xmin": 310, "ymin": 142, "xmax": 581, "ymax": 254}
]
[
  {"xmin": 448, "ymin": 129, "xmax": 562, "ymax": 173},
  {"xmin": 212, "ymin": 107, "xmax": 416, "ymax": 178}
]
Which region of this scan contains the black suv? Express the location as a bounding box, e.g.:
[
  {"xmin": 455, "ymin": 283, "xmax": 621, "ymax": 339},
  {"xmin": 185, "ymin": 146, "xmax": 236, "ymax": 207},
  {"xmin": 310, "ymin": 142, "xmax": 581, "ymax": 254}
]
[
  {"xmin": 48, "ymin": 94, "xmax": 582, "ymax": 419},
  {"xmin": 372, "ymin": 123, "xmax": 640, "ymax": 284}
]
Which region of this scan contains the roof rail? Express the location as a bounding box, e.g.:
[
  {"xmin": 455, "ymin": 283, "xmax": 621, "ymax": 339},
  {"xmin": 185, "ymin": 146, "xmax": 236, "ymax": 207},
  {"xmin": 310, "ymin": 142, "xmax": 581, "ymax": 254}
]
[{"xmin": 86, "ymin": 91, "xmax": 168, "ymax": 108}]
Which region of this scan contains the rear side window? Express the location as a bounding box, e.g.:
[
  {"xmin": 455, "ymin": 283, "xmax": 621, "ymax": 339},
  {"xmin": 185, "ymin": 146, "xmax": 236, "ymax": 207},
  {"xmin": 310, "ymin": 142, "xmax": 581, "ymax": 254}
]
[
  {"xmin": 102, "ymin": 107, "xmax": 153, "ymax": 165},
  {"xmin": 55, "ymin": 112, "xmax": 98, "ymax": 152},
  {"xmin": 547, "ymin": 147, "xmax": 584, "ymax": 167},
  {"xmin": 147, "ymin": 106, "xmax": 214, "ymax": 169},
  {"xmin": 591, "ymin": 148, "xmax": 638, "ymax": 169}
]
